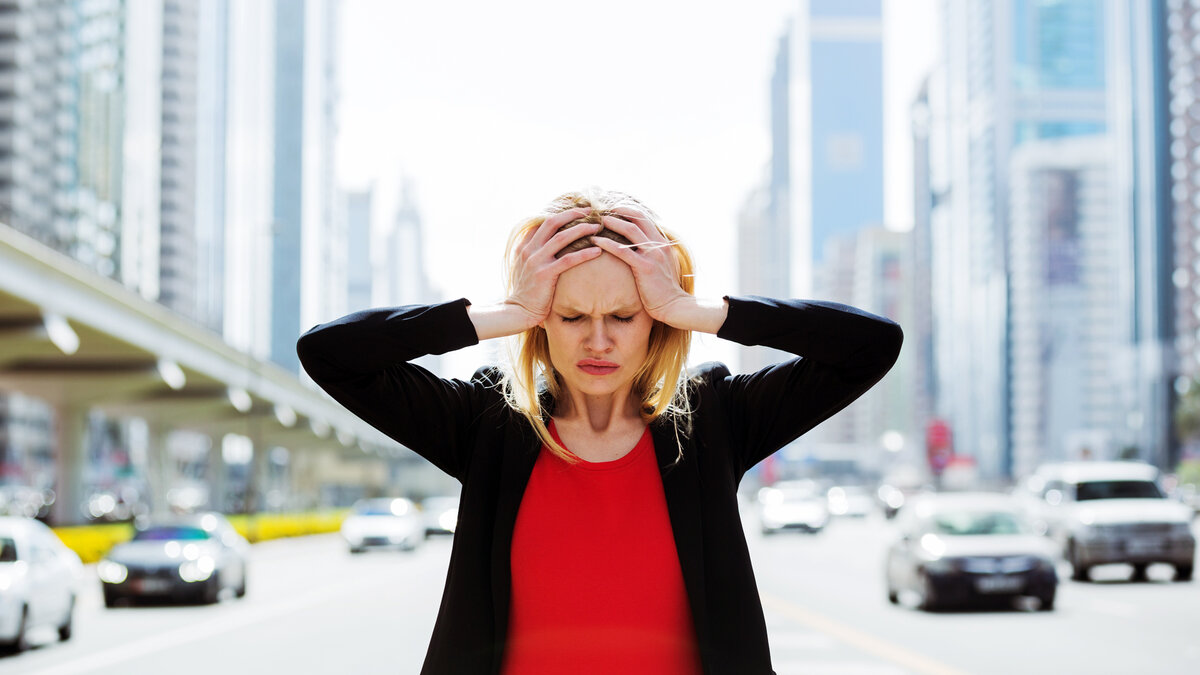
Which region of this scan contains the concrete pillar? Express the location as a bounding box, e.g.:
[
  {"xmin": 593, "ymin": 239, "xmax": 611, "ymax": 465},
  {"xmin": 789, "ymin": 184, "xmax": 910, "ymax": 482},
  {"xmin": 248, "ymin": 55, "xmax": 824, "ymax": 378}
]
[
  {"xmin": 51, "ymin": 404, "xmax": 87, "ymax": 525},
  {"xmin": 147, "ymin": 421, "xmax": 170, "ymax": 517},
  {"xmin": 209, "ymin": 432, "xmax": 227, "ymax": 513}
]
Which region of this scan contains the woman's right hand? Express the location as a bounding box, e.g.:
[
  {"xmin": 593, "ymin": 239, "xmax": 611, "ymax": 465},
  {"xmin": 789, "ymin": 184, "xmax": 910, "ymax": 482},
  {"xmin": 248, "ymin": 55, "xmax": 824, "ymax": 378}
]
[{"xmin": 503, "ymin": 207, "xmax": 603, "ymax": 328}]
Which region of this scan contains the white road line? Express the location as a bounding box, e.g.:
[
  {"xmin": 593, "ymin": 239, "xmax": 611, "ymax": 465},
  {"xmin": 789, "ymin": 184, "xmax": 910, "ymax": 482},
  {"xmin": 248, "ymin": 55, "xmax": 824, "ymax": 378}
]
[
  {"xmin": 773, "ymin": 661, "xmax": 910, "ymax": 675},
  {"xmin": 32, "ymin": 576, "xmax": 375, "ymax": 675},
  {"xmin": 760, "ymin": 594, "xmax": 970, "ymax": 675}
]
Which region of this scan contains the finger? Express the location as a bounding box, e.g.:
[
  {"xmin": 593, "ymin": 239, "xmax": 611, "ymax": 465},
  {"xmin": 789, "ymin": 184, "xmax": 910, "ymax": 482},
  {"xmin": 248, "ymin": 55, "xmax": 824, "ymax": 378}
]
[
  {"xmin": 529, "ymin": 208, "xmax": 592, "ymax": 249},
  {"xmin": 590, "ymin": 235, "xmax": 641, "ymax": 265},
  {"xmin": 546, "ymin": 245, "xmax": 603, "ymax": 276},
  {"xmin": 599, "ymin": 215, "xmax": 653, "ymax": 246},
  {"xmin": 609, "ymin": 207, "xmax": 661, "ymax": 241},
  {"xmin": 542, "ymin": 220, "xmax": 601, "ymax": 258}
]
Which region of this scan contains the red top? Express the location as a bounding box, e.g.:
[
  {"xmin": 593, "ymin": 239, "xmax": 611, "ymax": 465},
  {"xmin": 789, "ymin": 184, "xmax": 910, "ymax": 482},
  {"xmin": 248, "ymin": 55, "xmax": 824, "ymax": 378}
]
[{"xmin": 500, "ymin": 422, "xmax": 702, "ymax": 675}]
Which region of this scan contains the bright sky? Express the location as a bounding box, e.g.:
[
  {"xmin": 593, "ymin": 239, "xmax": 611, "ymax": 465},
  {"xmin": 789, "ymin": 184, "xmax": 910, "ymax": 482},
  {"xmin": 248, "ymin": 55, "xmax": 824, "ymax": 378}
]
[{"xmin": 337, "ymin": 0, "xmax": 938, "ymax": 378}]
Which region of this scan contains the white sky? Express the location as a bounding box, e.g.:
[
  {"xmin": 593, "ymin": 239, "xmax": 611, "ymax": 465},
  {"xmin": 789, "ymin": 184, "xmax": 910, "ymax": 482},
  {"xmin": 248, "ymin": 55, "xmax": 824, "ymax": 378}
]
[{"xmin": 336, "ymin": 0, "xmax": 938, "ymax": 377}]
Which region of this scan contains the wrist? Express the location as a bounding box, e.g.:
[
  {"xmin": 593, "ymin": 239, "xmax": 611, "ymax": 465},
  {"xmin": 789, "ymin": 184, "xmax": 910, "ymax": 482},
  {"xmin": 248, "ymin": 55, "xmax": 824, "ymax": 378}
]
[
  {"xmin": 656, "ymin": 296, "xmax": 728, "ymax": 334},
  {"xmin": 468, "ymin": 301, "xmax": 541, "ymax": 341}
]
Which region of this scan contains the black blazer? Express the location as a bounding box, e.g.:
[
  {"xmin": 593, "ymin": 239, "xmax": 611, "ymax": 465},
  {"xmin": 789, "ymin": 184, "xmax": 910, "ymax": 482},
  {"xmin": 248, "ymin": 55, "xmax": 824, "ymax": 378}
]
[{"xmin": 296, "ymin": 295, "xmax": 903, "ymax": 675}]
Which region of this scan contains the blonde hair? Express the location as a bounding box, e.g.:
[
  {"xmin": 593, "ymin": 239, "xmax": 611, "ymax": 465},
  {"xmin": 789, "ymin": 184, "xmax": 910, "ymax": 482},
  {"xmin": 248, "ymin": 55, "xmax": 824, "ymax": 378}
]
[{"xmin": 501, "ymin": 188, "xmax": 696, "ymax": 464}]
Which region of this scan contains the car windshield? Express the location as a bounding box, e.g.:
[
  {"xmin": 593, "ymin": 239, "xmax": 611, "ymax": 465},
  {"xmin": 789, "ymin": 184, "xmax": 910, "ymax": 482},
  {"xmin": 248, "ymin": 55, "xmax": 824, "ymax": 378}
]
[
  {"xmin": 354, "ymin": 501, "xmax": 401, "ymax": 516},
  {"xmin": 133, "ymin": 526, "xmax": 211, "ymax": 541},
  {"xmin": 1076, "ymin": 480, "xmax": 1164, "ymax": 501},
  {"xmin": 0, "ymin": 537, "xmax": 15, "ymax": 562},
  {"xmin": 929, "ymin": 510, "xmax": 1030, "ymax": 536}
]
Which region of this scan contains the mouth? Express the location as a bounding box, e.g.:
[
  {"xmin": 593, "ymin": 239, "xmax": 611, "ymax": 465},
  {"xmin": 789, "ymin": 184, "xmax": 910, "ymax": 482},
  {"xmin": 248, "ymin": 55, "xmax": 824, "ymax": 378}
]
[{"xmin": 577, "ymin": 359, "xmax": 619, "ymax": 376}]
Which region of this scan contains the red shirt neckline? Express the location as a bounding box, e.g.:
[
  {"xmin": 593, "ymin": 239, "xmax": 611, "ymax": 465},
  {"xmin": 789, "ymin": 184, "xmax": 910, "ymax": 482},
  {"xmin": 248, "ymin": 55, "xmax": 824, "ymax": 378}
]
[{"xmin": 547, "ymin": 420, "xmax": 651, "ymax": 472}]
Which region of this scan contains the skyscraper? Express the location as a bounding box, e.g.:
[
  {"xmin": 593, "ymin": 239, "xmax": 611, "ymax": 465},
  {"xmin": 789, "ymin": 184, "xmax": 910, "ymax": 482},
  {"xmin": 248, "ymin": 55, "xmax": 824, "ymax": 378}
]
[{"xmin": 271, "ymin": 0, "xmax": 341, "ymax": 374}]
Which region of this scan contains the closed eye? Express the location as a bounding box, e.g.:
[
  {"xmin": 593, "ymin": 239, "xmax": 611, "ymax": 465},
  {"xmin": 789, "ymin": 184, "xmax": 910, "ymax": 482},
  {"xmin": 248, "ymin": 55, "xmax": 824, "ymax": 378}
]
[{"xmin": 613, "ymin": 315, "xmax": 635, "ymax": 323}]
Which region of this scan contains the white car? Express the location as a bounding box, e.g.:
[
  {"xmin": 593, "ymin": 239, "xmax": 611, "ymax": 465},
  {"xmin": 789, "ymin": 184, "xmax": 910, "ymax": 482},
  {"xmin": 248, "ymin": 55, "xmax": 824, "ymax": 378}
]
[
  {"xmin": 1016, "ymin": 462, "xmax": 1195, "ymax": 582},
  {"xmin": 0, "ymin": 516, "xmax": 84, "ymax": 652},
  {"xmin": 341, "ymin": 498, "xmax": 423, "ymax": 553},
  {"xmin": 827, "ymin": 485, "xmax": 875, "ymax": 518},
  {"xmin": 757, "ymin": 481, "xmax": 830, "ymax": 534}
]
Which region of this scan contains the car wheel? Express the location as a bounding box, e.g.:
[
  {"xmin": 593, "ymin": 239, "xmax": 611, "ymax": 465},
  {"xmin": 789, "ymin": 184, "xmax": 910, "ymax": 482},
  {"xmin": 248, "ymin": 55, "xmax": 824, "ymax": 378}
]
[
  {"xmin": 1130, "ymin": 563, "xmax": 1149, "ymax": 582},
  {"xmin": 201, "ymin": 578, "xmax": 221, "ymax": 605},
  {"xmin": 103, "ymin": 588, "xmax": 122, "ymax": 608},
  {"xmin": 918, "ymin": 573, "xmax": 939, "ymax": 612},
  {"xmin": 58, "ymin": 595, "xmax": 75, "ymax": 641},
  {"xmin": 886, "ymin": 586, "xmax": 899, "ymax": 604},
  {"xmin": 349, "ymin": 546, "xmax": 366, "ymax": 554},
  {"xmin": 236, "ymin": 565, "xmax": 248, "ymax": 598},
  {"xmin": 1175, "ymin": 564, "xmax": 1193, "ymax": 582},
  {"xmin": 1038, "ymin": 593, "xmax": 1055, "ymax": 611},
  {"xmin": 1068, "ymin": 542, "xmax": 1090, "ymax": 582},
  {"xmin": 1, "ymin": 606, "xmax": 30, "ymax": 653}
]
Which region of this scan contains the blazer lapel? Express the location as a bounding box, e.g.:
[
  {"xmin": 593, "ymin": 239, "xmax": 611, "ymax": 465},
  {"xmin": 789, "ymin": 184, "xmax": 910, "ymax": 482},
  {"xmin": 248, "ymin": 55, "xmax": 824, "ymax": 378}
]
[
  {"xmin": 490, "ymin": 419, "xmax": 540, "ymax": 666},
  {"xmin": 652, "ymin": 420, "xmax": 711, "ymax": 648}
]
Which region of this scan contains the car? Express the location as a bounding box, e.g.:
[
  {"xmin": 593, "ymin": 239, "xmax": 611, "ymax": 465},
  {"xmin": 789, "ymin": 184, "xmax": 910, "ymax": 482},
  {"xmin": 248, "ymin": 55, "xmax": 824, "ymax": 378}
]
[
  {"xmin": 826, "ymin": 485, "xmax": 874, "ymax": 518},
  {"xmin": 1016, "ymin": 462, "xmax": 1195, "ymax": 582},
  {"xmin": 341, "ymin": 498, "xmax": 423, "ymax": 553},
  {"xmin": 885, "ymin": 492, "xmax": 1058, "ymax": 611},
  {"xmin": 756, "ymin": 481, "xmax": 830, "ymax": 535},
  {"xmin": 0, "ymin": 516, "xmax": 84, "ymax": 652},
  {"xmin": 421, "ymin": 496, "xmax": 460, "ymax": 538},
  {"xmin": 98, "ymin": 512, "xmax": 250, "ymax": 606}
]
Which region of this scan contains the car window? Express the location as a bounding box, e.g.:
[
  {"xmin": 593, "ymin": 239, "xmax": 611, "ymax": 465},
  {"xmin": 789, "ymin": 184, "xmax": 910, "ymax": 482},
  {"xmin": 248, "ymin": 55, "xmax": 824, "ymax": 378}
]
[
  {"xmin": 0, "ymin": 537, "xmax": 16, "ymax": 562},
  {"xmin": 929, "ymin": 510, "xmax": 1030, "ymax": 536},
  {"xmin": 133, "ymin": 526, "xmax": 212, "ymax": 541},
  {"xmin": 1075, "ymin": 480, "xmax": 1164, "ymax": 501}
]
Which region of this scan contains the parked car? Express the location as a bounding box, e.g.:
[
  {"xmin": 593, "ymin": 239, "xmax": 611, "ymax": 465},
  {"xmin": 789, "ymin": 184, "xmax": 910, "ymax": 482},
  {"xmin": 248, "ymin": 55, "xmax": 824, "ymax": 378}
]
[
  {"xmin": 341, "ymin": 498, "xmax": 423, "ymax": 553},
  {"xmin": 756, "ymin": 481, "xmax": 830, "ymax": 535},
  {"xmin": 0, "ymin": 516, "xmax": 83, "ymax": 652},
  {"xmin": 421, "ymin": 496, "xmax": 460, "ymax": 538},
  {"xmin": 826, "ymin": 485, "xmax": 875, "ymax": 518},
  {"xmin": 1016, "ymin": 462, "xmax": 1195, "ymax": 582},
  {"xmin": 98, "ymin": 512, "xmax": 249, "ymax": 606},
  {"xmin": 885, "ymin": 492, "xmax": 1058, "ymax": 611}
]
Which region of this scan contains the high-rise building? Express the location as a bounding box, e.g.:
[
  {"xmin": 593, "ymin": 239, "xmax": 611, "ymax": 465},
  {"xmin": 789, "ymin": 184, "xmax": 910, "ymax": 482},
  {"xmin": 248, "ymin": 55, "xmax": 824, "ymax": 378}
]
[
  {"xmin": 1008, "ymin": 137, "xmax": 1117, "ymax": 476},
  {"xmin": 158, "ymin": 0, "xmax": 201, "ymax": 322},
  {"xmin": 1166, "ymin": 0, "xmax": 1200, "ymax": 463},
  {"xmin": 271, "ymin": 0, "xmax": 341, "ymax": 374},
  {"xmin": 786, "ymin": 0, "xmax": 883, "ymax": 298},
  {"xmin": 221, "ymin": 0, "xmax": 276, "ymax": 358},
  {"xmin": 929, "ymin": 0, "xmax": 1110, "ymax": 478},
  {"xmin": 195, "ymin": 0, "xmax": 230, "ymax": 335},
  {"xmin": 345, "ymin": 188, "xmax": 373, "ymax": 312}
]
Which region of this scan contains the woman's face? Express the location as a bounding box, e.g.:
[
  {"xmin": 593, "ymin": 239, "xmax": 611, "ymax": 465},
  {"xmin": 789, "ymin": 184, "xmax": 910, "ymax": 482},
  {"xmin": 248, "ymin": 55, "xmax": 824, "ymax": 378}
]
[{"xmin": 543, "ymin": 251, "xmax": 654, "ymax": 403}]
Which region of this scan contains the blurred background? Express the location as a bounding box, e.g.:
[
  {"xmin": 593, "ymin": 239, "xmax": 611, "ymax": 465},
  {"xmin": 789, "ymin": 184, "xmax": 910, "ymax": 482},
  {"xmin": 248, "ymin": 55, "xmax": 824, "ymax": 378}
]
[{"xmin": 1, "ymin": 0, "xmax": 1200, "ymax": 673}]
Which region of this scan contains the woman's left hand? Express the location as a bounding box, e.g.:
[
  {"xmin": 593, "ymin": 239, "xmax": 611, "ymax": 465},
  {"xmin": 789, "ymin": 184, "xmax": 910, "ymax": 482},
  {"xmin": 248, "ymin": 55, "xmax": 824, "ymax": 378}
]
[{"xmin": 590, "ymin": 209, "xmax": 691, "ymax": 324}]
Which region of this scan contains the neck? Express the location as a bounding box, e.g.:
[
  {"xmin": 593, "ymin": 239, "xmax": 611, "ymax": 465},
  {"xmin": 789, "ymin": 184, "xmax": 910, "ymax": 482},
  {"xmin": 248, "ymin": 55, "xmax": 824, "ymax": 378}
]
[{"xmin": 556, "ymin": 384, "xmax": 642, "ymax": 433}]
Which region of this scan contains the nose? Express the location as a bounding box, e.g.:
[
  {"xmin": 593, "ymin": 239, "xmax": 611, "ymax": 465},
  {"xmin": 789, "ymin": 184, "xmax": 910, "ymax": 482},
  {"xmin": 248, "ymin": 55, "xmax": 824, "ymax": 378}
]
[{"xmin": 582, "ymin": 317, "xmax": 614, "ymax": 353}]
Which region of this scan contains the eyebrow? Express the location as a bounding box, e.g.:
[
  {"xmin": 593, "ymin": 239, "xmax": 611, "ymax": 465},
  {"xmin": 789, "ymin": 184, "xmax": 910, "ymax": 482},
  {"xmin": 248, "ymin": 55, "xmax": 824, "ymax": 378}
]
[{"xmin": 555, "ymin": 303, "xmax": 641, "ymax": 315}]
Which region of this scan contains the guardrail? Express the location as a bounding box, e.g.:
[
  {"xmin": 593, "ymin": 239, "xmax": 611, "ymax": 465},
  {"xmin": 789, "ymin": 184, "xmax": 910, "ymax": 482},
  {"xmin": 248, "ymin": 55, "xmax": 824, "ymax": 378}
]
[{"xmin": 52, "ymin": 510, "xmax": 352, "ymax": 563}]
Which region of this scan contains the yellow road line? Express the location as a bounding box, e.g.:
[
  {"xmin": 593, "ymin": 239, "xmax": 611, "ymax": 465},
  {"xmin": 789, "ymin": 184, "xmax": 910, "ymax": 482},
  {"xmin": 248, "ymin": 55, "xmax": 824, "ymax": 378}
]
[{"xmin": 760, "ymin": 593, "xmax": 973, "ymax": 675}]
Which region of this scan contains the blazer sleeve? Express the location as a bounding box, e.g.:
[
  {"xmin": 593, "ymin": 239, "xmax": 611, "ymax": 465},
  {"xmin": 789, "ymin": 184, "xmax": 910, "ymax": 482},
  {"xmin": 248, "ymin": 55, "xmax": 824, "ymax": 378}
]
[
  {"xmin": 712, "ymin": 295, "xmax": 904, "ymax": 474},
  {"xmin": 294, "ymin": 298, "xmax": 492, "ymax": 481}
]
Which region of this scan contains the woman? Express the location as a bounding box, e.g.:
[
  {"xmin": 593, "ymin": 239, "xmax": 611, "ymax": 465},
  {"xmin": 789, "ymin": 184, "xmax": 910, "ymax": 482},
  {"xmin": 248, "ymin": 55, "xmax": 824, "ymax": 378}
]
[{"xmin": 296, "ymin": 188, "xmax": 903, "ymax": 675}]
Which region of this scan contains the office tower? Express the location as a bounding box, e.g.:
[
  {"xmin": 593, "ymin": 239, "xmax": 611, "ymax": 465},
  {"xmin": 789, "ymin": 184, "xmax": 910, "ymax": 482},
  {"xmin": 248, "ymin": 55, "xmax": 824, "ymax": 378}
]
[{"xmin": 345, "ymin": 188, "xmax": 373, "ymax": 312}]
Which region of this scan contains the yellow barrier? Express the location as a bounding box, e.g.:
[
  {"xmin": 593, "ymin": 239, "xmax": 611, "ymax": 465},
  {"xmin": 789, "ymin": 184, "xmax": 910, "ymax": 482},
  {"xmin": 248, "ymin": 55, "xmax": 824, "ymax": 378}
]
[{"xmin": 52, "ymin": 510, "xmax": 352, "ymax": 563}]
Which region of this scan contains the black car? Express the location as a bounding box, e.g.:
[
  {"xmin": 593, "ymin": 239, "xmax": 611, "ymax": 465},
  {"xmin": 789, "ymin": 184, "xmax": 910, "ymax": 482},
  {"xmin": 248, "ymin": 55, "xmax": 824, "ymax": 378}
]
[
  {"xmin": 885, "ymin": 493, "xmax": 1058, "ymax": 611},
  {"xmin": 98, "ymin": 513, "xmax": 250, "ymax": 606}
]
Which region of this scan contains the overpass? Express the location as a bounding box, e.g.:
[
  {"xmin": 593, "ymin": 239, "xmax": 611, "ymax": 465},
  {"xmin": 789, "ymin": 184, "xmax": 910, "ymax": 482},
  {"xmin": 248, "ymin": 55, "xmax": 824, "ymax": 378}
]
[{"xmin": 0, "ymin": 223, "xmax": 415, "ymax": 524}]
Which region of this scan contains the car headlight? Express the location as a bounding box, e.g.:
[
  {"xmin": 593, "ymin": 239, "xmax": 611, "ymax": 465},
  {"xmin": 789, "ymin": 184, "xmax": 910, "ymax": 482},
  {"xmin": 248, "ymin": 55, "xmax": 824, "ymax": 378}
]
[
  {"xmin": 98, "ymin": 560, "xmax": 128, "ymax": 584},
  {"xmin": 178, "ymin": 557, "xmax": 216, "ymax": 583},
  {"xmin": 924, "ymin": 557, "xmax": 958, "ymax": 574}
]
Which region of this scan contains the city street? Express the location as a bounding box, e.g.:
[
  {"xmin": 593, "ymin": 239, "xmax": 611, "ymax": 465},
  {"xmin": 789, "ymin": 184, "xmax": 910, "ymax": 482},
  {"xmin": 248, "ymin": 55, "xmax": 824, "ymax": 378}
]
[{"xmin": 3, "ymin": 506, "xmax": 1199, "ymax": 675}]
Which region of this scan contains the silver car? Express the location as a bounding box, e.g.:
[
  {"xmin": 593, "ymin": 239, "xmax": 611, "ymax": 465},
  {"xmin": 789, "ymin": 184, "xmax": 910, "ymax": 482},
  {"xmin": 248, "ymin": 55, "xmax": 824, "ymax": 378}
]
[
  {"xmin": 98, "ymin": 512, "xmax": 250, "ymax": 606},
  {"xmin": 1017, "ymin": 462, "xmax": 1195, "ymax": 582},
  {"xmin": 341, "ymin": 498, "xmax": 423, "ymax": 553},
  {"xmin": 0, "ymin": 517, "xmax": 83, "ymax": 652},
  {"xmin": 757, "ymin": 481, "xmax": 830, "ymax": 535}
]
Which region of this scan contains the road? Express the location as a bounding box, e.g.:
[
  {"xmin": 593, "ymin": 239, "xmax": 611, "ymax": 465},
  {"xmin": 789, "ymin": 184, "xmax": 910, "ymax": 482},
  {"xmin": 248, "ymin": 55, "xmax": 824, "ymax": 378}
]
[{"xmin": 4, "ymin": 507, "xmax": 1199, "ymax": 674}]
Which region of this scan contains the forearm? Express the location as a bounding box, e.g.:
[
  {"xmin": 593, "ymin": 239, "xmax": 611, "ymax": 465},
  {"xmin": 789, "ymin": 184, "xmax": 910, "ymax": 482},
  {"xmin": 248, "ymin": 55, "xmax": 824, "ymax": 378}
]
[
  {"xmin": 467, "ymin": 301, "xmax": 539, "ymax": 341},
  {"xmin": 658, "ymin": 296, "xmax": 729, "ymax": 334}
]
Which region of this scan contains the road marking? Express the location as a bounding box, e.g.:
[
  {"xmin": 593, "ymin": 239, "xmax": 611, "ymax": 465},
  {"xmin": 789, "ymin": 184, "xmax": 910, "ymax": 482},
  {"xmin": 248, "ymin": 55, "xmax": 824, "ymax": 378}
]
[
  {"xmin": 760, "ymin": 593, "xmax": 971, "ymax": 675},
  {"xmin": 31, "ymin": 576, "xmax": 375, "ymax": 675},
  {"xmin": 772, "ymin": 661, "xmax": 909, "ymax": 675}
]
